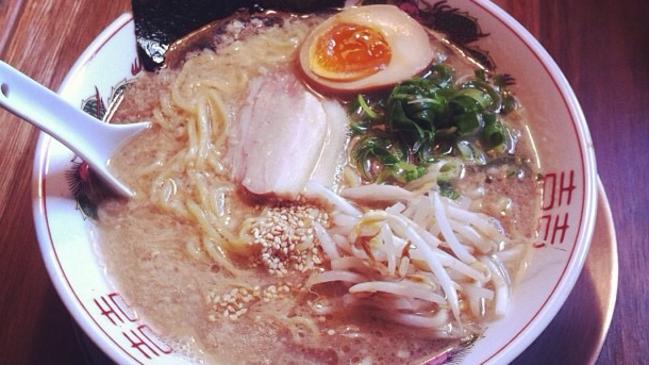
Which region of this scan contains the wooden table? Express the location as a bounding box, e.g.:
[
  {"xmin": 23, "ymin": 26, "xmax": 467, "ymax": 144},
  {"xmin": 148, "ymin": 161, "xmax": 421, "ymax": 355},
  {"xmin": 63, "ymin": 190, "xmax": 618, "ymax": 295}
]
[{"xmin": 0, "ymin": 1, "xmax": 646, "ymax": 364}]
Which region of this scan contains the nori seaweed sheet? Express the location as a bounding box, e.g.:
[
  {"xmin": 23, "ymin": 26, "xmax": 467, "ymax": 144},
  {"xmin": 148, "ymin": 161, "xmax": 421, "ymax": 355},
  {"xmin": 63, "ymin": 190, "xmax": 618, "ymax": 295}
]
[{"xmin": 132, "ymin": 0, "xmax": 345, "ymax": 71}]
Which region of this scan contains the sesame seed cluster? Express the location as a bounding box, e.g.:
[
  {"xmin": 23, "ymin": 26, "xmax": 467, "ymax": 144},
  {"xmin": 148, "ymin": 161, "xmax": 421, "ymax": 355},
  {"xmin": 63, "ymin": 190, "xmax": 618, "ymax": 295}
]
[
  {"xmin": 207, "ymin": 283, "xmax": 293, "ymax": 321},
  {"xmin": 250, "ymin": 204, "xmax": 329, "ymax": 276}
]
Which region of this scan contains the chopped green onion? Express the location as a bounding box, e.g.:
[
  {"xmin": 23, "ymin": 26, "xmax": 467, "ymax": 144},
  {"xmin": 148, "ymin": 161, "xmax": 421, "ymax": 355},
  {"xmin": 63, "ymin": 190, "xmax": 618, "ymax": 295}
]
[
  {"xmin": 423, "ymin": 64, "xmax": 454, "ymax": 88},
  {"xmin": 350, "ymin": 64, "xmax": 518, "ymax": 185},
  {"xmin": 456, "ymin": 140, "xmax": 487, "ymax": 165},
  {"xmin": 455, "ymin": 112, "xmax": 483, "ymax": 136},
  {"xmin": 501, "ymin": 94, "xmax": 517, "ymax": 114},
  {"xmin": 450, "ymin": 95, "xmax": 482, "ymax": 114},
  {"xmin": 438, "ymin": 182, "xmax": 460, "ymax": 200},
  {"xmin": 357, "ymin": 94, "xmax": 378, "ymax": 119},
  {"xmin": 350, "ymin": 121, "xmax": 369, "ymax": 135},
  {"xmin": 460, "ymin": 80, "xmax": 502, "ymax": 112},
  {"xmin": 482, "ymin": 114, "xmax": 506, "ymax": 149},
  {"xmin": 393, "ymin": 161, "xmax": 427, "ymax": 183},
  {"xmin": 455, "ymin": 87, "xmax": 493, "ymax": 109},
  {"xmin": 353, "ymin": 134, "xmax": 422, "ymax": 184},
  {"xmin": 437, "ymin": 160, "xmax": 464, "ymax": 183}
]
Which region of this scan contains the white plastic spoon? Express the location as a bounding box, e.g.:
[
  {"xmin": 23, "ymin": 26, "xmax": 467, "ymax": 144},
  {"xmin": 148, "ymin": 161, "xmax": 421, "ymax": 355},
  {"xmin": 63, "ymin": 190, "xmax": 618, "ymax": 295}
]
[{"xmin": 0, "ymin": 60, "xmax": 150, "ymax": 198}]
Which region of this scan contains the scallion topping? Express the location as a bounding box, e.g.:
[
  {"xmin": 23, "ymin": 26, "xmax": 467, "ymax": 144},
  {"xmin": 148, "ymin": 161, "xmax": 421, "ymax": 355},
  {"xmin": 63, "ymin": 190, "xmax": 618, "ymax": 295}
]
[{"xmin": 350, "ymin": 64, "xmax": 518, "ymax": 189}]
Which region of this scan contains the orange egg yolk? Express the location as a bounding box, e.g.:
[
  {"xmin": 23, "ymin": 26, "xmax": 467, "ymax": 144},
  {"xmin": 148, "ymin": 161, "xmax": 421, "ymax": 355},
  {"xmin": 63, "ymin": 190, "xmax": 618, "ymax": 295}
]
[{"xmin": 310, "ymin": 23, "xmax": 391, "ymax": 81}]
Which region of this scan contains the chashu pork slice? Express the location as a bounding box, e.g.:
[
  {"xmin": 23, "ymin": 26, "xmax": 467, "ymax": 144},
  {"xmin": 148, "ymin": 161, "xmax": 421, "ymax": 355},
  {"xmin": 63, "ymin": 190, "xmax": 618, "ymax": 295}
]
[
  {"xmin": 227, "ymin": 71, "xmax": 348, "ymax": 198},
  {"xmin": 309, "ymin": 100, "xmax": 349, "ymax": 187}
]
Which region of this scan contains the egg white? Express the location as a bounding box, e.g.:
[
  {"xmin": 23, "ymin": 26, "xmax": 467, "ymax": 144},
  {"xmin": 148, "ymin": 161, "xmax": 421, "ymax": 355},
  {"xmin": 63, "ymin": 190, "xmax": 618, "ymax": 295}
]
[{"xmin": 299, "ymin": 5, "xmax": 436, "ymax": 92}]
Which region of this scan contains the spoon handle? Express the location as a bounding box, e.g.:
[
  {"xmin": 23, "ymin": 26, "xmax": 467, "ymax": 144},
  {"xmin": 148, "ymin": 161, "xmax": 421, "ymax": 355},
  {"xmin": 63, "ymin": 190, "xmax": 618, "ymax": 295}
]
[
  {"xmin": 0, "ymin": 60, "xmax": 111, "ymax": 162},
  {"xmin": 0, "ymin": 60, "xmax": 149, "ymax": 197}
]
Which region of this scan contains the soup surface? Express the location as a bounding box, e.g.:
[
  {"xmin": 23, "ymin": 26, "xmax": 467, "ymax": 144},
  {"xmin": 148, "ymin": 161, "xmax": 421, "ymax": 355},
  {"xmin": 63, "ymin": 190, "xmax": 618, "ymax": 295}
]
[{"xmin": 97, "ymin": 6, "xmax": 542, "ymax": 365}]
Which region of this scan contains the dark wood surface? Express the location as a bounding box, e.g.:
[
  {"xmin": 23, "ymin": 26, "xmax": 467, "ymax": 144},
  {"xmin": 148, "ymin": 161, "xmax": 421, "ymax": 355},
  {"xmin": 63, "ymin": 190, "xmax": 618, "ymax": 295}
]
[{"xmin": 0, "ymin": 1, "xmax": 646, "ymax": 364}]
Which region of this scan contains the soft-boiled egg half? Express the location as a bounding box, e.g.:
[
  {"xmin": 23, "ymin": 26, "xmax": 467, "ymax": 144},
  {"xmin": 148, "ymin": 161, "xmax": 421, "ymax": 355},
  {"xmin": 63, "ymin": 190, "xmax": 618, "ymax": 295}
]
[{"xmin": 299, "ymin": 5, "xmax": 435, "ymax": 92}]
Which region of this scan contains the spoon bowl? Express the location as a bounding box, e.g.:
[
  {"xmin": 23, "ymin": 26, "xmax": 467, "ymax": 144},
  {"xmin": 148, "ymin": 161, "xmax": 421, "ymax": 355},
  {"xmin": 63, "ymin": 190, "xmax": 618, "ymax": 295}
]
[{"xmin": 0, "ymin": 60, "xmax": 149, "ymax": 197}]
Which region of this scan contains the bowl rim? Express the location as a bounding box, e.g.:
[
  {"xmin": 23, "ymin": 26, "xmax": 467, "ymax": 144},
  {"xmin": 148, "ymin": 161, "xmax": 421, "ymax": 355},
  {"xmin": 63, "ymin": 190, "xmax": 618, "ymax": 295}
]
[
  {"xmin": 467, "ymin": 2, "xmax": 598, "ymax": 363},
  {"xmin": 30, "ymin": 2, "xmax": 598, "ymax": 365}
]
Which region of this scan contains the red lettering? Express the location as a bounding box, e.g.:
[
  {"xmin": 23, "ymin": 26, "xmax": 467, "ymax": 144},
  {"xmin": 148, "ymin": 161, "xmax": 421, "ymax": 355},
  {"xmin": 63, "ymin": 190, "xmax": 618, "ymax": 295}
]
[
  {"xmin": 539, "ymin": 214, "xmax": 552, "ymax": 241},
  {"xmin": 550, "ymin": 213, "xmax": 570, "ymax": 245},
  {"xmin": 542, "ymin": 173, "xmax": 556, "ymax": 211},
  {"xmin": 138, "ymin": 325, "xmax": 173, "ymax": 354},
  {"xmin": 93, "ymin": 296, "xmax": 123, "ymax": 325},
  {"xmin": 109, "ymin": 293, "xmax": 138, "ymax": 323},
  {"xmin": 537, "ymin": 212, "xmax": 570, "ymax": 247},
  {"xmin": 95, "ymin": 293, "xmax": 172, "ymax": 359},
  {"xmin": 542, "ymin": 170, "xmax": 576, "ymax": 211},
  {"xmin": 123, "ymin": 329, "xmax": 158, "ymax": 359},
  {"xmin": 558, "ymin": 170, "xmax": 576, "ymax": 206}
]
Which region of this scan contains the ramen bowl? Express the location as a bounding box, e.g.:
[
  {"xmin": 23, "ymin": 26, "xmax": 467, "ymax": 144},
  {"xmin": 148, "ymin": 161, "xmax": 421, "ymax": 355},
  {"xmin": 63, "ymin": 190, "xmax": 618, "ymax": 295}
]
[{"xmin": 32, "ymin": 1, "xmax": 597, "ymax": 364}]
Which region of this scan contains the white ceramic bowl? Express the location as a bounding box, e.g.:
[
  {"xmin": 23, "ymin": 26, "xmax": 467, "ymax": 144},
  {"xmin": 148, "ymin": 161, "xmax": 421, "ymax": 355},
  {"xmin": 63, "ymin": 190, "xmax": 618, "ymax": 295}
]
[{"xmin": 32, "ymin": 2, "xmax": 598, "ymax": 364}]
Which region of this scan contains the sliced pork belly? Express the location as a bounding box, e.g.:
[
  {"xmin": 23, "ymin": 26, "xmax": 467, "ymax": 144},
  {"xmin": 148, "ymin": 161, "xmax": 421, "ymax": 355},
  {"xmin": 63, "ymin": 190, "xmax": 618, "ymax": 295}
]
[
  {"xmin": 227, "ymin": 70, "xmax": 348, "ymax": 198},
  {"xmin": 310, "ymin": 100, "xmax": 349, "ymax": 187}
]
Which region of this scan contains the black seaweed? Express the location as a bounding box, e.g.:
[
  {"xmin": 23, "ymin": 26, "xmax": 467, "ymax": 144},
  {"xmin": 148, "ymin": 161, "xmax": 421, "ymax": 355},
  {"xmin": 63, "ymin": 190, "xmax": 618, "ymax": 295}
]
[
  {"xmin": 132, "ymin": 0, "xmax": 500, "ymax": 71},
  {"xmin": 132, "ymin": 0, "xmax": 344, "ymax": 70}
]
